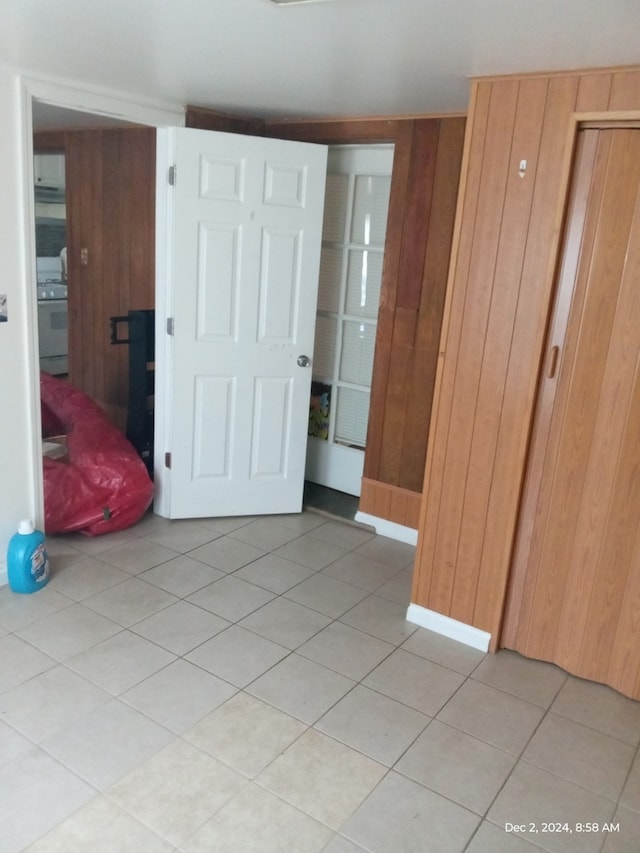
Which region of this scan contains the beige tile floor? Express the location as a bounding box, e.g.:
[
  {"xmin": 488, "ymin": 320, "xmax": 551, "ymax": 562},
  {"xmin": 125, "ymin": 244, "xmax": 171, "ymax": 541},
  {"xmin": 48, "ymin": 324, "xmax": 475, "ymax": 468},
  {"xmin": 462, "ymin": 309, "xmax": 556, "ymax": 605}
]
[{"xmin": 0, "ymin": 509, "xmax": 639, "ymax": 852}]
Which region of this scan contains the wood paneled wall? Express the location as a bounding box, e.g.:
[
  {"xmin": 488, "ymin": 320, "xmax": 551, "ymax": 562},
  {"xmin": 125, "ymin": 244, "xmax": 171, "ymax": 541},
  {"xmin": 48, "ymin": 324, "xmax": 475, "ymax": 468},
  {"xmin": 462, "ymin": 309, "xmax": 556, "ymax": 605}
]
[
  {"xmin": 412, "ymin": 67, "xmax": 640, "ymax": 650},
  {"xmin": 269, "ymin": 115, "xmax": 465, "ymax": 528},
  {"xmin": 360, "ymin": 478, "xmax": 422, "ymax": 530},
  {"xmin": 186, "ymin": 106, "xmax": 266, "ymax": 137},
  {"xmin": 363, "ymin": 118, "xmax": 465, "ymax": 504},
  {"xmin": 37, "ymin": 128, "xmax": 156, "ymax": 429}
]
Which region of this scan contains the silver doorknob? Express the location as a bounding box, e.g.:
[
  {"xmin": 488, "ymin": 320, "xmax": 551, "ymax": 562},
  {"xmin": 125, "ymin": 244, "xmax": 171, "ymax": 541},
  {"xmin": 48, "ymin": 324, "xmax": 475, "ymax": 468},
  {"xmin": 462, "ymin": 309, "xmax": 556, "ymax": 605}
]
[{"xmin": 297, "ymin": 355, "xmax": 311, "ymax": 367}]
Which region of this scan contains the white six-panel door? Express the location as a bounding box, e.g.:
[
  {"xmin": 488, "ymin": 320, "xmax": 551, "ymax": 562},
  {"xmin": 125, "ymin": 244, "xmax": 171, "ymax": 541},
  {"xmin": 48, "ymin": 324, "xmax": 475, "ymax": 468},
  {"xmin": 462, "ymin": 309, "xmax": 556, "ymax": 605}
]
[{"xmin": 155, "ymin": 128, "xmax": 327, "ymax": 518}]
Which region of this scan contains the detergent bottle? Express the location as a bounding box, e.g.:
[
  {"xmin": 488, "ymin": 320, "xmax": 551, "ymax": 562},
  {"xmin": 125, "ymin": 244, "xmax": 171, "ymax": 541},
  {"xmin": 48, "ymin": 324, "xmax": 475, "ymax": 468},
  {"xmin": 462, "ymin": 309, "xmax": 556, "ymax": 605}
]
[{"xmin": 7, "ymin": 520, "xmax": 50, "ymax": 594}]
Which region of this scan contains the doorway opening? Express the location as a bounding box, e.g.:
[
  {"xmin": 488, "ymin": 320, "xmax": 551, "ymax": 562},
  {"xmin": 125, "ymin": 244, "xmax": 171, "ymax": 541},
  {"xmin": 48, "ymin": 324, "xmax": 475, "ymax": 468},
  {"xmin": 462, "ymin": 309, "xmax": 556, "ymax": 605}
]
[
  {"xmin": 24, "ymin": 89, "xmax": 392, "ymax": 527},
  {"xmin": 304, "ymin": 144, "xmax": 394, "ymax": 505},
  {"xmin": 31, "ymin": 102, "xmax": 145, "ymax": 394},
  {"xmin": 22, "ymin": 81, "xmax": 182, "ymax": 523},
  {"xmin": 32, "ymin": 100, "xmax": 156, "ymax": 435}
]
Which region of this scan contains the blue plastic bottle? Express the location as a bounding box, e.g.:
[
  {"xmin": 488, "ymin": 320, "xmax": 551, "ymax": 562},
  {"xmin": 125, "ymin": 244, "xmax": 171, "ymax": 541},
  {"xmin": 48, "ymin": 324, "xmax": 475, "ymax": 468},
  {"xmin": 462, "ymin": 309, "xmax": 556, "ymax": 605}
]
[{"xmin": 7, "ymin": 519, "xmax": 50, "ymax": 594}]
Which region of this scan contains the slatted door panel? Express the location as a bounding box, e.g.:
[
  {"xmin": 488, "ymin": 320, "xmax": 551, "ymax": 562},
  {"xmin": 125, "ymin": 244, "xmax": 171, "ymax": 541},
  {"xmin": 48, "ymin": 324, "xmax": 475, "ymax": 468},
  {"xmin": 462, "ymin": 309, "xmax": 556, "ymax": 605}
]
[{"xmin": 505, "ymin": 128, "xmax": 640, "ymax": 699}]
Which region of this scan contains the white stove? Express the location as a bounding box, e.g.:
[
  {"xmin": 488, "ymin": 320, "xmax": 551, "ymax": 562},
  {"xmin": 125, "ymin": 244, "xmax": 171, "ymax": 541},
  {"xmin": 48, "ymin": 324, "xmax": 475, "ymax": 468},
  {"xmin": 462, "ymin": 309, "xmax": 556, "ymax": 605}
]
[
  {"xmin": 36, "ymin": 257, "xmax": 68, "ymax": 374},
  {"xmin": 37, "ymin": 281, "xmax": 68, "ymax": 300}
]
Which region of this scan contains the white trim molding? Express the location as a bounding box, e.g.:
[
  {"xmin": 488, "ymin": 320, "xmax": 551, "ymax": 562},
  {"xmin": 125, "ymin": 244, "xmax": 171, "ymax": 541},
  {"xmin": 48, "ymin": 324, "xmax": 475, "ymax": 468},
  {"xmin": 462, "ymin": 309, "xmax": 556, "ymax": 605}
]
[
  {"xmin": 406, "ymin": 603, "xmax": 491, "ymax": 652},
  {"xmin": 354, "ymin": 511, "xmax": 417, "ymax": 545},
  {"xmin": 21, "ymin": 73, "xmax": 185, "ymax": 130}
]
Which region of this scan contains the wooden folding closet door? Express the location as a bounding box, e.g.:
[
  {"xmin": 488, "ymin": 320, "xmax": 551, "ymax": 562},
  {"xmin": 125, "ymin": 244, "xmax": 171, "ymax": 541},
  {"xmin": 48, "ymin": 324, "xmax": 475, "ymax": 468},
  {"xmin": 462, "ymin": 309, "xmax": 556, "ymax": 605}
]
[{"xmin": 502, "ymin": 127, "xmax": 640, "ymax": 699}]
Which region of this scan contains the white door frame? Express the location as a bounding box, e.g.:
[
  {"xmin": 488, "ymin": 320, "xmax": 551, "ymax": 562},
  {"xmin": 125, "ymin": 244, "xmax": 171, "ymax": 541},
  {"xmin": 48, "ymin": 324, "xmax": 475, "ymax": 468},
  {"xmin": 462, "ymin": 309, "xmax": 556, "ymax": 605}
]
[{"xmin": 19, "ymin": 74, "xmax": 184, "ymax": 524}]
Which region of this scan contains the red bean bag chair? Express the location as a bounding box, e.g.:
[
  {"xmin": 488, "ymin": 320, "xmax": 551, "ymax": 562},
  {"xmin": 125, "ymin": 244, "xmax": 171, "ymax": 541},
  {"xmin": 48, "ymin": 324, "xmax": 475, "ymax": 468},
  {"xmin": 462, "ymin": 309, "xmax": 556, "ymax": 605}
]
[{"xmin": 41, "ymin": 373, "xmax": 153, "ymax": 535}]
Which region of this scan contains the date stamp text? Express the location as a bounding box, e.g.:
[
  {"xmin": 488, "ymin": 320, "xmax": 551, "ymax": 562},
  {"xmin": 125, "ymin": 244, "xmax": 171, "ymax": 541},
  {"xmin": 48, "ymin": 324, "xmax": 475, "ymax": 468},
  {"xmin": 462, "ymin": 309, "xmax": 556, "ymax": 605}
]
[{"xmin": 505, "ymin": 821, "xmax": 620, "ymax": 835}]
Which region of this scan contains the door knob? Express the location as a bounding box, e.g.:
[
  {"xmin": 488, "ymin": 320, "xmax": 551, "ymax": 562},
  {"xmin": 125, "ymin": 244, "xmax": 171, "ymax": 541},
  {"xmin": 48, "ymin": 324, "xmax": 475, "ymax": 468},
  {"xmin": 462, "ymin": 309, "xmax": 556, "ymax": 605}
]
[{"xmin": 297, "ymin": 355, "xmax": 311, "ymax": 367}]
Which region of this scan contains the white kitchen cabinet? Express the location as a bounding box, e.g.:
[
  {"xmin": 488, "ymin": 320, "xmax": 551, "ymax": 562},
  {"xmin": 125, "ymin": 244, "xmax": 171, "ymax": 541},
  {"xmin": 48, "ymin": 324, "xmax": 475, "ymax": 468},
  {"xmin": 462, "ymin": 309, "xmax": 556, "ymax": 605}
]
[{"xmin": 34, "ymin": 153, "xmax": 65, "ymax": 188}]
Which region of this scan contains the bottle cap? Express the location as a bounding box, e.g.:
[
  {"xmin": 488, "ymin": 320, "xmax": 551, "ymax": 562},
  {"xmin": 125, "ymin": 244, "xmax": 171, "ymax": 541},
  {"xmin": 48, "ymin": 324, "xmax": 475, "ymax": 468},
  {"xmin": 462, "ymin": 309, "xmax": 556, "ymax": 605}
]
[{"xmin": 18, "ymin": 519, "xmax": 35, "ymax": 535}]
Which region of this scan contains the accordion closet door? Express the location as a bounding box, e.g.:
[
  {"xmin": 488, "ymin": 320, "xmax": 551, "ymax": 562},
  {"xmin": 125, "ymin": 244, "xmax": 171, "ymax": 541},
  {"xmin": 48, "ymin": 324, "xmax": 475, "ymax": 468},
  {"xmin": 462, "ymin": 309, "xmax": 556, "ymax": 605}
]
[{"xmin": 503, "ymin": 127, "xmax": 640, "ymax": 699}]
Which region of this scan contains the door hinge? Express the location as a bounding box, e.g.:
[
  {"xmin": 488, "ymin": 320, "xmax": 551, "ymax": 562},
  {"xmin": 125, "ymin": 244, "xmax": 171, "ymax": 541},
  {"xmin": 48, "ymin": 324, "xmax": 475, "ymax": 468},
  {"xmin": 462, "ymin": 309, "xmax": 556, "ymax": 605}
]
[
  {"xmin": 164, "ymin": 451, "xmax": 172, "ymax": 469},
  {"xmin": 168, "ymin": 165, "xmax": 176, "ymax": 186},
  {"xmin": 166, "ymin": 317, "xmax": 174, "ymax": 336}
]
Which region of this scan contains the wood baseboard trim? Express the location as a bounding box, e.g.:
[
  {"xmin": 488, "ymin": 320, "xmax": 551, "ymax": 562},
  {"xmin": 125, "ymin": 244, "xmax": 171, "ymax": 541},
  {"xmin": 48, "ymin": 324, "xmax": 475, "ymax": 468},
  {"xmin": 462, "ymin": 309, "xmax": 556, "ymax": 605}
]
[
  {"xmin": 359, "ymin": 478, "xmax": 422, "ymax": 529},
  {"xmin": 406, "ymin": 603, "xmax": 491, "ymax": 652}
]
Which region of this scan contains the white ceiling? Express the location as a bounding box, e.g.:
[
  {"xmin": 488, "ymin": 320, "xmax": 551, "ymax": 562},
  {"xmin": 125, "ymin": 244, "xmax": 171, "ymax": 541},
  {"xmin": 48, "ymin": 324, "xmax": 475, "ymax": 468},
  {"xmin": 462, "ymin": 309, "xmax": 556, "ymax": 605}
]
[{"xmin": 3, "ymin": 0, "xmax": 639, "ymax": 125}]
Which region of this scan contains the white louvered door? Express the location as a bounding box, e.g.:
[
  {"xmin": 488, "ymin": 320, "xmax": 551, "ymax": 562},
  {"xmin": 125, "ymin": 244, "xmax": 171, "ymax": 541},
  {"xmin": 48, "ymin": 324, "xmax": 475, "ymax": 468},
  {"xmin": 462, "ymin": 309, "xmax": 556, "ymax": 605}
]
[{"xmin": 157, "ymin": 128, "xmax": 327, "ymax": 518}]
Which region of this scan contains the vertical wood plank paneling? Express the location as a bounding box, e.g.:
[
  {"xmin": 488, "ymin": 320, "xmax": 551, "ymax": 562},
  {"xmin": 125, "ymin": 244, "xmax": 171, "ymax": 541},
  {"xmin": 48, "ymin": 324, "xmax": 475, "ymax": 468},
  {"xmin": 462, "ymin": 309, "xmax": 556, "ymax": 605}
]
[
  {"xmin": 360, "ymin": 478, "xmax": 376, "ymax": 512},
  {"xmin": 64, "ymin": 127, "xmax": 156, "ymax": 429},
  {"xmin": 412, "ymin": 67, "xmax": 640, "ymax": 658},
  {"xmin": 378, "ymin": 308, "xmax": 418, "ymax": 483},
  {"xmin": 396, "ymin": 120, "xmax": 439, "ymax": 310},
  {"xmin": 117, "ymin": 126, "xmax": 131, "ymax": 409},
  {"xmin": 363, "ymin": 117, "xmax": 464, "ymax": 502},
  {"xmin": 608, "ymin": 70, "xmax": 640, "ymax": 110},
  {"xmin": 473, "ymin": 75, "xmax": 580, "ymax": 636},
  {"xmin": 363, "ymin": 121, "xmax": 414, "ymax": 483},
  {"xmin": 360, "ymin": 477, "xmax": 422, "ymax": 528},
  {"xmin": 373, "ymin": 481, "xmax": 392, "ymax": 519},
  {"xmin": 130, "ymin": 130, "xmax": 156, "ymax": 310},
  {"xmin": 265, "ymin": 117, "xmax": 400, "ymax": 145},
  {"xmin": 399, "ymin": 117, "xmax": 466, "ymax": 492},
  {"xmin": 186, "ymin": 105, "xmax": 266, "ymax": 137},
  {"xmin": 389, "ymin": 488, "xmax": 408, "ymax": 527},
  {"xmin": 102, "ymin": 130, "xmax": 122, "ymax": 413},
  {"xmin": 575, "ymin": 72, "xmax": 612, "ymax": 111},
  {"xmin": 86, "ymin": 131, "xmax": 103, "ymax": 401},
  {"xmin": 405, "ymin": 495, "xmax": 421, "ymax": 529},
  {"xmin": 414, "ymin": 82, "xmax": 492, "ymax": 606},
  {"xmin": 450, "ymin": 78, "xmax": 549, "ymax": 623},
  {"xmin": 427, "ymin": 80, "xmax": 520, "ymax": 616}
]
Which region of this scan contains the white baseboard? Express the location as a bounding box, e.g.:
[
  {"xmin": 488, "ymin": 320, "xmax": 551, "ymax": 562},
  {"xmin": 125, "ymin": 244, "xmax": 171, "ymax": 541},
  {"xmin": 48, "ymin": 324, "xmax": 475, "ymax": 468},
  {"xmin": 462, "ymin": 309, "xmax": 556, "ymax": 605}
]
[
  {"xmin": 0, "ymin": 561, "xmax": 7, "ymax": 588},
  {"xmin": 354, "ymin": 511, "xmax": 418, "ymax": 545},
  {"xmin": 406, "ymin": 603, "xmax": 491, "ymax": 652}
]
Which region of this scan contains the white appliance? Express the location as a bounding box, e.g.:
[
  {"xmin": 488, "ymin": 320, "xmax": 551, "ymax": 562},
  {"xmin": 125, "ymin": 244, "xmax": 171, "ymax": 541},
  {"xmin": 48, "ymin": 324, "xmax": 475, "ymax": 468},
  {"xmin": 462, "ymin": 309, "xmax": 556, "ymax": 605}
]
[{"xmin": 36, "ymin": 258, "xmax": 68, "ymax": 375}]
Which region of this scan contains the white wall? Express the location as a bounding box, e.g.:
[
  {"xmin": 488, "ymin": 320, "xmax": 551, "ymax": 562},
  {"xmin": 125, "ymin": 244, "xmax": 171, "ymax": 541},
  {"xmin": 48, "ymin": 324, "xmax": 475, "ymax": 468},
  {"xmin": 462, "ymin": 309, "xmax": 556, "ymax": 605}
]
[
  {"xmin": 0, "ymin": 67, "xmax": 184, "ymax": 585},
  {"xmin": 0, "ymin": 65, "xmax": 40, "ymax": 585}
]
